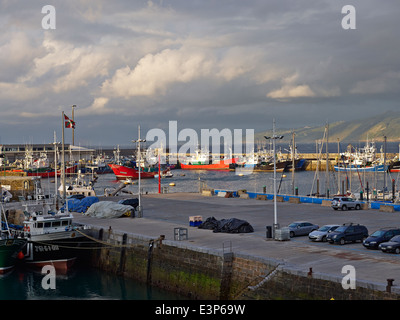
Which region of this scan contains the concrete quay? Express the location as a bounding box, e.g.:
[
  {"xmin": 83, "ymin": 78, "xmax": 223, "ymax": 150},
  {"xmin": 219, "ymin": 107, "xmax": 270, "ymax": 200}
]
[{"xmin": 71, "ymin": 192, "xmax": 400, "ymax": 298}]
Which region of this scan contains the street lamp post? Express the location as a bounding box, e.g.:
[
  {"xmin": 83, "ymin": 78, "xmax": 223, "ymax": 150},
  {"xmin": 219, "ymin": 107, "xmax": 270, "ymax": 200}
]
[
  {"xmin": 264, "ymin": 119, "xmax": 284, "ymax": 235},
  {"xmin": 132, "ymin": 125, "xmax": 146, "ymax": 217}
]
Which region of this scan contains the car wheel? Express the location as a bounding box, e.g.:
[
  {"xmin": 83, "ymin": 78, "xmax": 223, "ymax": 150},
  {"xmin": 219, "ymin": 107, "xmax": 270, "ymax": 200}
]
[
  {"xmin": 340, "ymin": 238, "xmax": 345, "ymax": 245},
  {"xmin": 290, "ymin": 231, "xmax": 295, "ymax": 238},
  {"xmin": 341, "ymin": 205, "xmax": 348, "ymax": 211},
  {"xmin": 395, "ymin": 248, "xmax": 400, "ymax": 254},
  {"xmin": 355, "ymin": 204, "xmax": 361, "ymax": 210}
]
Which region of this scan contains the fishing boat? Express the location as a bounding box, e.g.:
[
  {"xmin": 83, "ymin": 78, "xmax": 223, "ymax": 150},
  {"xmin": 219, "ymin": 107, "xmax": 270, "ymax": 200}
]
[
  {"xmin": 334, "ymin": 141, "xmax": 387, "ymax": 172},
  {"xmin": 26, "ymin": 164, "xmax": 77, "ymax": 178},
  {"xmin": 181, "ymin": 158, "xmax": 238, "ymax": 170},
  {"xmin": 58, "ymin": 172, "xmax": 97, "ymax": 198},
  {"xmin": 334, "ymin": 163, "xmax": 387, "ymax": 172},
  {"xmin": 19, "ymin": 211, "xmax": 90, "ymax": 273},
  {"xmin": 0, "ymin": 204, "xmax": 27, "ymax": 274},
  {"xmin": 389, "ymin": 161, "xmax": 400, "ymax": 173},
  {"xmin": 108, "ymin": 163, "xmax": 159, "ymax": 180}
]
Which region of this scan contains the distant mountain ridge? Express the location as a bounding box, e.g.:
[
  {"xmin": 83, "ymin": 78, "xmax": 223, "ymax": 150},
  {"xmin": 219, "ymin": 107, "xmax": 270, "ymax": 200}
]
[{"xmin": 256, "ymin": 111, "xmax": 400, "ymax": 143}]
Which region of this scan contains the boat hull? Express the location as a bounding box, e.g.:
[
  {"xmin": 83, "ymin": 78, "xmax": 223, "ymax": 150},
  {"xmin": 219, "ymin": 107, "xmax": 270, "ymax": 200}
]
[
  {"xmin": 389, "ymin": 161, "xmax": 400, "ymax": 173},
  {"xmin": 334, "ymin": 164, "xmax": 387, "ymax": 172},
  {"xmin": 25, "ymin": 165, "xmax": 77, "ymax": 178},
  {"xmin": 23, "ymin": 230, "xmax": 88, "ymax": 273},
  {"xmin": 0, "ymin": 238, "xmax": 27, "ymax": 274},
  {"xmin": 181, "ymin": 158, "xmax": 238, "ymax": 170},
  {"xmin": 108, "ymin": 164, "xmax": 159, "ymax": 180}
]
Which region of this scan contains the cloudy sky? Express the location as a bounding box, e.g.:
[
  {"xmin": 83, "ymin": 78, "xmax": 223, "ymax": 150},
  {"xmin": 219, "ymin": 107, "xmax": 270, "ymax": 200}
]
[{"xmin": 0, "ymin": 0, "xmax": 399, "ymax": 147}]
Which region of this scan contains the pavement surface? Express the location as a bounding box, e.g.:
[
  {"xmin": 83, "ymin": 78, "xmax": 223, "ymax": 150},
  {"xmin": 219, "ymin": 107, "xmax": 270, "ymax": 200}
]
[{"xmin": 72, "ymin": 192, "xmax": 400, "ymax": 293}]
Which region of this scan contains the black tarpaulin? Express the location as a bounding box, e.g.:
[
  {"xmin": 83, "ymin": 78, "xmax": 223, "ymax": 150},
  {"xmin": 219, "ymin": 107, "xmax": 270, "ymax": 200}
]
[{"xmin": 198, "ymin": 216, "xmax": 254, "ymax": 233}]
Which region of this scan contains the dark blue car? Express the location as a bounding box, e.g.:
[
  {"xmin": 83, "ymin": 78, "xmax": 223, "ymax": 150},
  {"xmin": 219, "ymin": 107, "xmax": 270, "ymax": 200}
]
[{"xmin": 363, "ymin": 228, "xmax": 400, "ymax": 249}]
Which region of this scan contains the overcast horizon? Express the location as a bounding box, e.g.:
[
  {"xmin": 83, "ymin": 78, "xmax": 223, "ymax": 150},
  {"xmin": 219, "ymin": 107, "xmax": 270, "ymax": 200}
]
[{"xmin": 1, "ymin": 0, "xmax": 399, "ymax": 146}]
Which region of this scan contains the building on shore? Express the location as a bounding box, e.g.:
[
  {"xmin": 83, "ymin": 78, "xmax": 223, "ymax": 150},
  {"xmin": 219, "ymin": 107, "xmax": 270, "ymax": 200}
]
[{"xmin": 0, "ymin": 144, "xmax": 95, "ymax": 166}]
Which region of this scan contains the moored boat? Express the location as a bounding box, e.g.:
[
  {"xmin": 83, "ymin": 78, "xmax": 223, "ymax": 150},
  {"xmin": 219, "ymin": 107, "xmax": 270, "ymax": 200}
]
[
  {"xmin": 334, "ymin": 163, "xmax": 387, "ymax": 172},
  {"xmin": 108, "ymin": 163, "xmax": 159, "ymax": 180},
  {"xmin": 0, "ymin": 204, "xmax": 27, "ymax": 273},
  {"xmin": 19, "ymin": 212, "xmax": 90, "ymax": 273},
  {"xmin": 26, "ymin": 164, "xmax": 77, "ymax": 178},
  {"xmin": 389, "ymin": 160, "xmax": 400, "ymax": 173},
  {"xmin": 181, "ymin": 158, "xmax": 238, "ymax": 170}
]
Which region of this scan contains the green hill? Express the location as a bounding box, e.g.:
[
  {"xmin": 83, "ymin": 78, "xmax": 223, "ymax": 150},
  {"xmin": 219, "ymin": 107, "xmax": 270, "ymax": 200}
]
[{"xmin": 256, "ymin": 111, "xmax": 400, "ymax": 143}]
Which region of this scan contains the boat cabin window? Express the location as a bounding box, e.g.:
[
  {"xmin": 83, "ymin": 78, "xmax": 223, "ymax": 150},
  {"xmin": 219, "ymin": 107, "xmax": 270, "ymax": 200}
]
[
  {"xmin": 37, "ymin": 222, "xmax": 43, "ymax": 228},
  {"xmin": 62, "ymin": 220, "xmax": 70, "ymax": 226},
  {"xmin": 44, "ymin": 222, "xmax": 51, "ymax": 228},
  {"xmin": 52, "ymin": 221, "xmax": 61, "ymax": 227}
]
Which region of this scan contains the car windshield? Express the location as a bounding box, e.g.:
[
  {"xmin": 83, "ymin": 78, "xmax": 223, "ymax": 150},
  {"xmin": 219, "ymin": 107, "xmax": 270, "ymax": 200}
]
[
  {"xmin": 334, "ymin": 226, "xmax": 347, "ymax": 233},
  {"xmin": 390, "ymin": 235, "xmax": 400, "ymax": 242},
  {"xmin": 319, "ymin": 226, "xmax": 331, "ymax": 232},
  {"xmin": 370, "ymin": 230, "xmax": 386, "ymax": 237}
]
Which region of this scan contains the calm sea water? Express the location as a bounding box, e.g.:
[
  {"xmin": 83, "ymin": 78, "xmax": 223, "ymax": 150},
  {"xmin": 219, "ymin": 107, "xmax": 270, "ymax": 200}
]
[{"xmin": 0, "ymin": 263, "xmax": 185, "ymax": 300}]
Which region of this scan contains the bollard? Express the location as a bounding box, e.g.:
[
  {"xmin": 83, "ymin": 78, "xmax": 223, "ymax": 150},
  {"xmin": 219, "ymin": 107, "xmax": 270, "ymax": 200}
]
[
  {"xmin": 266, "ymin": 226, "xmax": 272, "ymax": 239},
  {"xmin": 386, "ymin": 279, "xmax": 395, "ymax": 293}
]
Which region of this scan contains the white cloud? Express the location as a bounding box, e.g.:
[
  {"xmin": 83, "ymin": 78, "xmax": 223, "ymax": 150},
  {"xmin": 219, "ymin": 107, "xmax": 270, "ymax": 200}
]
[
  {"xmin": 22, "ymin": 35, "xmax": 109, "ymax": 93},
  {"xmin": 101, "ymin": 47, "xmax": 214, "ymax": 98},
  {"xmin": 267, "ymin": 73, "xmax": 315, "ymax": 100},
  {"xmin": 80, "ymin": 97, "xmax": 111, "ymax": 115}
]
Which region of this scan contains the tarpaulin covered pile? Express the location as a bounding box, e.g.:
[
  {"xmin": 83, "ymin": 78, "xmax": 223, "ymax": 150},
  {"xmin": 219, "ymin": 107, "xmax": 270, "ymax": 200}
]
[
  {"xmin": 198, "ymin": 216, "xmax": 254, "ymax": 233},
  {"xmin": 84, "ymin": 201, "xmax": 134, "ymax": 218},
  {"xmin": 62, "ymin": 196, "xmax": 99, "ymax": 213}
]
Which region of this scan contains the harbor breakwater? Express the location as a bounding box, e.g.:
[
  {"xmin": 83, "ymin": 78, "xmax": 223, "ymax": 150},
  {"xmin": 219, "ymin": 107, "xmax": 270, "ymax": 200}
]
[{"xmin": 84, "ymin": 224, "xmax": 400, "ymax": 300}]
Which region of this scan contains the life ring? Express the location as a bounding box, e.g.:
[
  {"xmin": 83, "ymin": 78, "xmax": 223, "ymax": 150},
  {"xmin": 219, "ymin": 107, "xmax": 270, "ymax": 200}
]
[{"xmin": 24, "ymin": 226, "xmax": 30, "ymax": 232}]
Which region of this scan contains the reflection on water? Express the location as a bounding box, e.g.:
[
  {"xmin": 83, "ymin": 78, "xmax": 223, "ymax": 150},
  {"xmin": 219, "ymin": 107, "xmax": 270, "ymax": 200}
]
[
  {"xmin": 90, "ymin": 169, "xmax": 399, "ymax": 199},
  {"xmin": 0, "ymin": 263, "xmax": 185, "ymax": 300}
]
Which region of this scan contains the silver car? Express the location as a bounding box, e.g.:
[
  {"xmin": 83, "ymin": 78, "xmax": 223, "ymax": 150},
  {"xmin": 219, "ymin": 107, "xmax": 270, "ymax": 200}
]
[
  {"xmin": 309, "ymin": 224, "xmax": 340, "ymax": 242},
  {"xmin": 331, "ymin": 197, "xmax": 362, "ymax": 210},
  {"xmin": 288, "ymin": 221, "xmax": 319, "ymax": 237}
]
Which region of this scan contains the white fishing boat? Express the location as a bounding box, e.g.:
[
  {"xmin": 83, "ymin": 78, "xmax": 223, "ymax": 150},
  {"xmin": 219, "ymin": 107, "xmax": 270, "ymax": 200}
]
[{"xmin": 18, "ymin": 210, "xmax": 90, "ymax": 273}]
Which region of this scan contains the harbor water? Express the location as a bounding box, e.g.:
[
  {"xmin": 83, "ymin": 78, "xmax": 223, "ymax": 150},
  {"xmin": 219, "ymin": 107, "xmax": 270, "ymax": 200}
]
[
  {"xmin": 0, "ymin": 263, "xmax": 185, "ymax": 300},
  {"xmin": 92, "ymin": 169, "xmax": 400, "ymax": 199}
]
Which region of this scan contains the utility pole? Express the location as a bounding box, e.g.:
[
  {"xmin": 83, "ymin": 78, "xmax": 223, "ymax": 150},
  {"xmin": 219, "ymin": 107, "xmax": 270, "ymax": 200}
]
[
  {"xmin": 264, "ymin": 119, "xmax": 284, "ymax": 235},
  {"xmin": 325, "ymin": 123, "xmax": 329, "ymax": 198},
  {"xmin": 132, "ymin": 125, "xmax": 146, "ymax": 217}
]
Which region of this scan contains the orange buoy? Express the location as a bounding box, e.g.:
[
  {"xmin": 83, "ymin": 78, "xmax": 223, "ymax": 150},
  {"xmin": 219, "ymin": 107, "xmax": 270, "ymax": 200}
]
[{"xmin": 17, "ymin": 251, "xmax": 24, "ymax": 260}]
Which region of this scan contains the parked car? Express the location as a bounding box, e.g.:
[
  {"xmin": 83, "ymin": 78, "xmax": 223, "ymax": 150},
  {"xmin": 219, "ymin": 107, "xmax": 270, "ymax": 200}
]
[
  {"xmin": 288, "ymin": 221, "xmax": 319, "ymax": 237},
  {"xmin": 363, "ymin": 228, "xmax": 400, "ymax": 249},
  {"xmin": 118, "ymin": 198, "xmax": 139, "ymax": 209},
  {"xmin": 331, "ymin": 197, "xmax": 362, "ymax": 211},
  {"xmin": 327, "ymin": 223, "xmax": 368, "ymax": 245},
  {"xmin": 309, "ymin": 224, "xmax": 340, "ymax": 242},
  {"xmin": 379, "ymin": 235, "xmax": 400, "ymax": 254}
]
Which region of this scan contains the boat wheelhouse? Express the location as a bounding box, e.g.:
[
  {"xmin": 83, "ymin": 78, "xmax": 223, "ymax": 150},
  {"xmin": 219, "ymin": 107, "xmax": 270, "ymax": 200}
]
[{"xmin": 22, "ymin": 212, "xmax": 89, "ymax": 273}]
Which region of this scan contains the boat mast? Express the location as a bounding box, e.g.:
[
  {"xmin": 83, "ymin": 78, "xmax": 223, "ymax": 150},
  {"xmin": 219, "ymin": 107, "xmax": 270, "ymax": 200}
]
[
  {"xmin": 61, "ymin": 111, "xmax": 66, "ymax": 205},
  {"xmin": 53, "ymin": 131, "xmax": 59, "ymax": 209},
  {"xmin": 291, "ymin": 130, "xmax": 295, "ymax": 195},
  {"xmin": 325, "ymin": 123, "xmax": 329, "ymax": 198}
]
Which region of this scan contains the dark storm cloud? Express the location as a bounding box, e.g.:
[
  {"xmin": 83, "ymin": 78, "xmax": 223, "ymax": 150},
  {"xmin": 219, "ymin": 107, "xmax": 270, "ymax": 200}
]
[{"xmin": 0, "ymin": 0, "xmax": 399, "ymax": 145}]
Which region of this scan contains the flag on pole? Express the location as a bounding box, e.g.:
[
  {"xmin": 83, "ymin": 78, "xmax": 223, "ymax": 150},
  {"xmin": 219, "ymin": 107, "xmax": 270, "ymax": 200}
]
[{"xmin": 64, "ymin": 114, "xmax": 75, "ymax": 128}]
